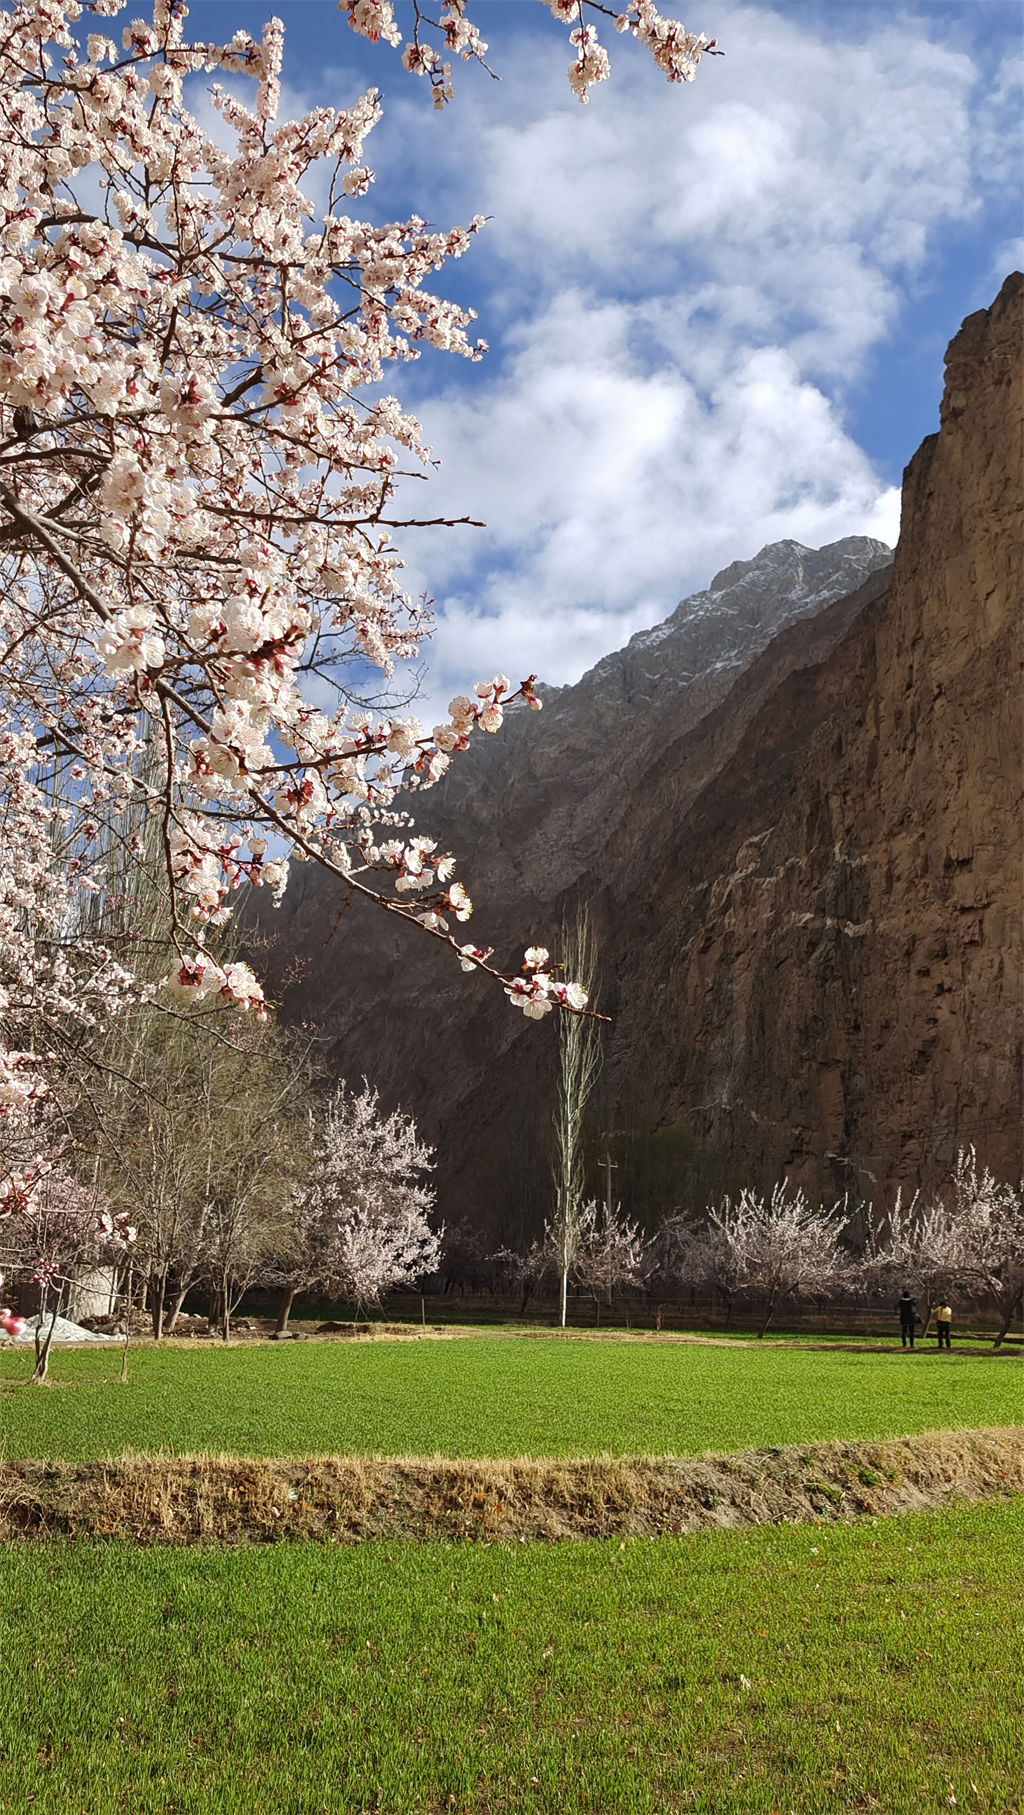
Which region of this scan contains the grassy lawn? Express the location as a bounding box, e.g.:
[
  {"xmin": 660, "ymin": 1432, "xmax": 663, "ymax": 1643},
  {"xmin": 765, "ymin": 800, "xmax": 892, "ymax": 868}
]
[
  {"xmin": 0, "ymin": 1502, "xmax": 1018, "ymax": 1814},
  {"xmin": 0, "ymin": 1337, "xmax": 1018, "ymax": 1462}
]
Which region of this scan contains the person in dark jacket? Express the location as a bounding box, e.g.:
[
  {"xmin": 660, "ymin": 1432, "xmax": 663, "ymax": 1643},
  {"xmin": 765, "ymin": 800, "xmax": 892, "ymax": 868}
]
[{"xmin": 897, "ymin": 1289, "xmax": 919, "ymax": 1348}]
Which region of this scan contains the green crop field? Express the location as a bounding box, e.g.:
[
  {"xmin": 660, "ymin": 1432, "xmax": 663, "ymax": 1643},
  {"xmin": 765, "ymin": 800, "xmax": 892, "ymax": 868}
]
[
  {"xmin": 0, "ymin": 1336, "xmax": 1017, "ymax": 1462},
  {"xmin": 0, "ymin": 1502, "xmax": 1020, "ymax": 1814},
  {"xmin": 1, "ymin": 1337, "xmax": 1019, "ymax": 1812}
]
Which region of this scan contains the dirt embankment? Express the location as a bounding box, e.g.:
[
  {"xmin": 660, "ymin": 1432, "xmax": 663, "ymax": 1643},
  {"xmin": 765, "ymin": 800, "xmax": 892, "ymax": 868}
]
[{"xmin": 1, "ymin": 1427, "xmax": 1020, "ymax": 1546}]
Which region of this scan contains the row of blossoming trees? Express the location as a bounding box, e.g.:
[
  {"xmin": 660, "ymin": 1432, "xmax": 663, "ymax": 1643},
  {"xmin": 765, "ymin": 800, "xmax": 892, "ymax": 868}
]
[
  {"xmin": 0, "ymin": 0, "xmax": 718, "ymax": 1342},
  {"xmin": 6, "ymin": 1128, "xmax": 1022, "ymax": 1376},
  {"xmin": 502, "ymin": 1151, "xmax": 1024, "ymax": 1345}
]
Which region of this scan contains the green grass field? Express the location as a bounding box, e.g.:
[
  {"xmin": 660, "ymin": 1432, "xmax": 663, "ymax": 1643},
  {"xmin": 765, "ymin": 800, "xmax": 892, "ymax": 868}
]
[
  {"xmin": 0, "ymin": 1336, "xmax": 1018, "ymax": 1462},
  {"xmin": 0, "ymin": 1502, "xmax": 1020, "ymax": 1814}
]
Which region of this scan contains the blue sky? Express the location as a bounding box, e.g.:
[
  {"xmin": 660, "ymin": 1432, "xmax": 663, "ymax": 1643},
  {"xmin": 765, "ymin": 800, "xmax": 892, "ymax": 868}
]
[{"xmin": 190, "ymin": 0, "xmax": 1023, "ymax": 706}]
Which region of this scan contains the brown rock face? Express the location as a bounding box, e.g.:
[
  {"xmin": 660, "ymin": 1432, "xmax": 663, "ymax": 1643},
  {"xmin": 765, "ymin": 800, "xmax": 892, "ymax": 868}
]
[
  {"xmin": 257, "ymin": 276, "xmax": 1022, "ymax": 1233},
  {"xmin": 617, "ymin": 272, "xmax": 1023, "ymax": 1205}
]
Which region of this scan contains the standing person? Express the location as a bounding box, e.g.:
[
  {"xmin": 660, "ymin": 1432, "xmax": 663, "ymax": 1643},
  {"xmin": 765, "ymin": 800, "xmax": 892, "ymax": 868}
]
[
  {"xmin": 897, "ymin": 1289, "xmax": 918, "ymax": 1349},
  {"xmin": 935, "ymin": 1302, "xmax": 953, "ymax": 1349}
]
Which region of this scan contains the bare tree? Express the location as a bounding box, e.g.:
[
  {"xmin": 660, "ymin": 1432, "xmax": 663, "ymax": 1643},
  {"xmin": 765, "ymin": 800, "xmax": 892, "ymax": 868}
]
[
  {"xmin": 489, "ymin": 1241, "xmax": 550, "ymax": 1318},
  {"xmin": 551, "ymin": 908, "xmax": 603, "ymax": 1328},
  {"xmin": 195, "ymin": 1036, "xmax": 313, "ymax": 1342},
  {"xmin": 709, "ymin": 1185, "xmax": 850, "ymax": 1338},
  {"xmin": 89, "ymin": 988, "xmax": 314, "ymax": 1340}
]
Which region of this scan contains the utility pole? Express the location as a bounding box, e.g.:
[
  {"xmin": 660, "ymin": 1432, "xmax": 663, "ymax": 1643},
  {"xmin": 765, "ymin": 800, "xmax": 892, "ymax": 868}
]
[
  {"xmin": 603, "ymin": 1150, "xmax": 618, "ymax": 1216},
  {"xmin": 602, "ymin": 1149, "xmax": 619, "ymax": 1305}
]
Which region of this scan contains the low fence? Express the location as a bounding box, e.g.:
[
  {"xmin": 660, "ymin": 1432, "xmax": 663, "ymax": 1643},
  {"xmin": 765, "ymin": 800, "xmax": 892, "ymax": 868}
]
[
  {"xmin": 98, "ymin": 1282, "xmax": 1021, "ymax": 1344},
  {"xmin": 332, "ymin": 1287, "xmax": 1017, "ymax": 1342}
]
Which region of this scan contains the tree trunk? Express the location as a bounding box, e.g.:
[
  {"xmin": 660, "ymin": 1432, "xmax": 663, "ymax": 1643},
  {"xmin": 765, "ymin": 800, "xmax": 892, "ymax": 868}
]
[
  {"xmin": 993, "ymin": 1296, "xmax": 1021, "ymax": 1349},
  {"xmin": 594, "ymin": 1294, "xmax": 600, "ymax": 1326},
  {"xmin": 208, "ymin": 1283, "xmax": 225, "ymax": 1332},
  {"xmin": 560, "ymin": 1265, "xmax": 568, "ymax": 1329},
  {"xmin": 757, "ymin": 1289, "xmax": 778, "ymax": 1340},
  {"xmin": 164, "ymin": 1277, "xmax": 193, "ymax": 1334},
  {"xmin": 276, "ymin": 1282, "xmax": 296, "ymax": 1334},
  {"xmin": 150, "ymin": 1269, "xmax": 166, "ymax": 1342},
  {"xmin": 32, "ymin": 1290, "xmax": 60, "ymax": 1384},
  {"xmin": 518, "ymin": 1281, "xmax": 532, "ymax": 1317}
]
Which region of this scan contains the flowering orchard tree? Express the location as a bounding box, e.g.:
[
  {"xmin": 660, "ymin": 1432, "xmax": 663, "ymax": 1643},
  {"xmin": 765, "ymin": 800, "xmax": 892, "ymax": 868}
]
[
  {"xmin": 708, "ymin": 1184, "xmax": 849, "ymax": 1339},
  {"xmin": 281, "ymin": 1081, "xmax": 440, "ymax": 1317},
  {"xmin": 569, "ymin": 1199, "xmax": 648, "ymax": 1323},
  {"xmin": 949, "ymin": 1148, "xmax": 1024, "ymax": 1349},
  {"xmin": 0, "ymin": 1162, "xmax": 133, "ymax": 1379},
  {"xmin": 860, "ymin": 1185, "xmax": 969, "ymax": 1334},
  {"xmin": 862, "ymin": 1150, "xmax": 1024, "ymax": 1347}
]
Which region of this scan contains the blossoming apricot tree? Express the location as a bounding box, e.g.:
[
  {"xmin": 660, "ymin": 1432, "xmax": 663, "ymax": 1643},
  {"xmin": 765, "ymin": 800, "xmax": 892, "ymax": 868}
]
[
  {"xmin": 708, "ymin": 1184, "xmax": 849, "ymax": 1339},
  {"xmin": 277, "ymin": 1081, "xmax": 440, "ymax": 1318},
  {"xmin": 0, "ymin": 0, "xmax": 713, "ymax": 1248},
  {"xmin": 0, "ymin": 1162, "xmax": 134, "ymax": 1377}
]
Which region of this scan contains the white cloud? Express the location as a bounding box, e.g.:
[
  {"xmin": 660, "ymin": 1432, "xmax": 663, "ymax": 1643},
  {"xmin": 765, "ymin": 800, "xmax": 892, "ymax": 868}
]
[{"xmin": 368, "ymin": 3, "xmax": 1007, "ymax": 701}]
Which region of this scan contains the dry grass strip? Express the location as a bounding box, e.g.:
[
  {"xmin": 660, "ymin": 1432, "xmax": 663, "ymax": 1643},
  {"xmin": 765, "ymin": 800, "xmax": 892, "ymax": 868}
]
[{"xmin": 0, "ymin": 1427, "xmax": 1020, "ymax": 1546}]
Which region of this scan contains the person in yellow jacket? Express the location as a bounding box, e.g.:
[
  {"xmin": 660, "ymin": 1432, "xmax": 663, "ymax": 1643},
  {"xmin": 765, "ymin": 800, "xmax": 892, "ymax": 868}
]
[{"xmin": 935, "ymin": 1302, "xmax": 953, "ymax": 1349}]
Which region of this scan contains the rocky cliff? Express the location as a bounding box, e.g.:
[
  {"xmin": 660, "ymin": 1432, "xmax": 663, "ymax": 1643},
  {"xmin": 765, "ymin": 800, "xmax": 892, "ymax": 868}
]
[{"xmin": 257, "ymin": 275, "xmax": 1023, "ymax": 1233}]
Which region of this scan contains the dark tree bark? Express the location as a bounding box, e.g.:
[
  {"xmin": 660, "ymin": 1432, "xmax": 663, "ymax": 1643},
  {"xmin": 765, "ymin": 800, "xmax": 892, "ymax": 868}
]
[
  {"xmin": 164, "ymin": 1274, "xmax": 197, "ymax": 1334},
  {"xmin": 150, "ymin": 1268, "xmax": 167, "ymax": 1341},
  {"xmin": 276, "ymin": 1282, "xmax": 296, "ymax": 1334},
  {"xmin": 993, "ymin": 1291, "xmax": 1022, "ymax": 1348},
  {"xmin": 756, "ymin": 1287, "xmax": 779, "ymax": 1339},
  {"xmin": 31, "ymin": 1289, "xmax": 61, "ymax": 1384}
]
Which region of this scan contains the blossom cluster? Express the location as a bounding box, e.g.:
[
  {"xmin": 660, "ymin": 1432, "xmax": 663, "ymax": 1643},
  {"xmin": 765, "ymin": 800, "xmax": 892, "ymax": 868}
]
[
  {"xmin": 339, "ymin": 0, "xmax": 715, "ymax": 106},
  {"xmin": 1, "ymin": 715, "xmax": 147, "ymax": 1132},
  {"xmin": 505, "ymin": 945, "xmax": 590, "ymax": 1021},
  {"xmin": 568, "ymin": 24, "xmax": 611, "ymax": 103},
  {"xmin": 564, "ymin": 4, "xmax": 716, "ymax": 105},
  {"xmin": 613, "ymin": 1, "xmax": 716, "ymax": 85}
]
